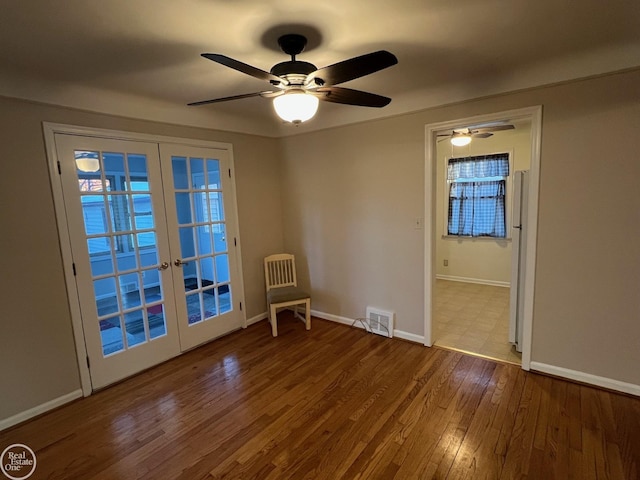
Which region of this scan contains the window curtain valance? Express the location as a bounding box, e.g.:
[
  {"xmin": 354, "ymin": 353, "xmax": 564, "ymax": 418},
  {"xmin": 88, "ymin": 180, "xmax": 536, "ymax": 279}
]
[{"xmin": 447, "ymin": 153, "xmax": 510, "ymax": 181}]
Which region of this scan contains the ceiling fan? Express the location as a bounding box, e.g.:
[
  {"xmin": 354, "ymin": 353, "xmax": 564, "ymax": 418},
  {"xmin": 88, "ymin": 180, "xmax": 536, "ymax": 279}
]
[
  {"xmin": 438, "ymin": 124, "xmax": 515, "ymax": 146},
  {"xmin": 188, "ymin": 34, "xmax": 398, "ymax": 124}
]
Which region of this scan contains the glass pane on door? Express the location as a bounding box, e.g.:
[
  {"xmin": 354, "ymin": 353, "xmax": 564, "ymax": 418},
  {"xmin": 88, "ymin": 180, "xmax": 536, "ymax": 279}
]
[
  {"xmin": 171, "ymin": 155, "xmax": 232, "ymax": 325},
  {"xmin": 76, "ymin": 150, "xmax": 169, "ymax": 356}
]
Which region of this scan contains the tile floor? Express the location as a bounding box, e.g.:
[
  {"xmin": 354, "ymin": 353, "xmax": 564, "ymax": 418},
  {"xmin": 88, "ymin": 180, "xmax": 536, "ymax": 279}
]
[{"xmin": 433, "ymin": 279, "xmax": 522, "ymax": 364}]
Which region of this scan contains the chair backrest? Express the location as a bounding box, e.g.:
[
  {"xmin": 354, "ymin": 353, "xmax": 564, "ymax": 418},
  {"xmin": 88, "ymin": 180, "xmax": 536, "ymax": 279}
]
[{"xmin": 264, "ymin": 253, "xmax": 298, "ymax": 292}]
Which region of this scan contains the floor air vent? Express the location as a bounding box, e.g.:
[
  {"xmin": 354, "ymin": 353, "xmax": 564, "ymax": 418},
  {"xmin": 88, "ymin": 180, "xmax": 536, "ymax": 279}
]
[{"xmin": 366, "ymin": 307, "xmax": 394, "ymax": 338}]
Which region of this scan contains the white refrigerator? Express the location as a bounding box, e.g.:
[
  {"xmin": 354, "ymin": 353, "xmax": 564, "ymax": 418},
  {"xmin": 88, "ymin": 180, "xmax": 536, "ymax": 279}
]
[{"xmin": 509, "ymin": 171, "xmax": 529, "ymax": 352}]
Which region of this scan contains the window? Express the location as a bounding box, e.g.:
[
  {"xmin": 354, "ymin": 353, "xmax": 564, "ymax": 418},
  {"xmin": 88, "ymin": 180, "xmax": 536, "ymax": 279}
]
[
  {"xmin": 131, "ymin": 194, "xmax": 155, "ymax": 248},
  {"xmin": 128, "ymin": 177, "xmax": 154, "ymax": 248},
  {"xmin": 447, "ymin": 153, "xmax": 509, "ymax": 238},
  {"xmin": 197, "ymin": 185, "xmax": 224, "ymax": 234},
  {"xmin": 78, "ymin": 174, "xmax": 155, "ymax": 255},
  {"xmin": 79, "ymin": 176, "xmax": 114, "ymax": 255}
]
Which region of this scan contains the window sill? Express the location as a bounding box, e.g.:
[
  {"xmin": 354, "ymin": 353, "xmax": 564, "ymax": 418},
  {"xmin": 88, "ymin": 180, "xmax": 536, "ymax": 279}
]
[{"xmin": 441, "ymin": 235, "xmax": 512, "ymax": 242}]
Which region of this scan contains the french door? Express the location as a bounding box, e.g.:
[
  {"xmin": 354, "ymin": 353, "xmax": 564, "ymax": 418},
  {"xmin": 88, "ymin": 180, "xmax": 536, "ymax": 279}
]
[
  {"xmin": 55, "ymin": 134, "xmax": 243, "ymax": 389},
  {"xmin": 160, "ymin": 144, "xmax": 242, "ymax": 350}
]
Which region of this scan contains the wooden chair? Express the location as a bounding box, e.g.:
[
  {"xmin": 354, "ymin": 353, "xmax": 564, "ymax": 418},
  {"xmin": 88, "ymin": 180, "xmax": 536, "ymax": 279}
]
[{"xmin": 264, "ymin": 253, "xmax": 311, "ymax": 337}]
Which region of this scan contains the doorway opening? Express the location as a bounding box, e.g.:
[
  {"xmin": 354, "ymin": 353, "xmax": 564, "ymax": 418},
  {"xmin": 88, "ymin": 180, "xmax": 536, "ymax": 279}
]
[{"xmin": 424, "ymin": 107, "xmax": 542, "ymax": 370}]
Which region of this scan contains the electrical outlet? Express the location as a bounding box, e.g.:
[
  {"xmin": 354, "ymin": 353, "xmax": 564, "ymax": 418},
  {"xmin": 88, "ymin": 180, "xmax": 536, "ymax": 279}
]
[{"xmin": 444, "ymin": 259, "xmax": 448, "ymax": 266}]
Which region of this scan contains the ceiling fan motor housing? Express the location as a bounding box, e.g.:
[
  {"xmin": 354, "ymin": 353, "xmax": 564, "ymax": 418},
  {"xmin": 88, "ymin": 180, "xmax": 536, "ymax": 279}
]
[
  {"xmin": 271, "ymin": 34, "xmax": 317, "ymax": 84},
  {"xmin": 270, "ymin": 60, "xmax": 317, "ymax": 82}
]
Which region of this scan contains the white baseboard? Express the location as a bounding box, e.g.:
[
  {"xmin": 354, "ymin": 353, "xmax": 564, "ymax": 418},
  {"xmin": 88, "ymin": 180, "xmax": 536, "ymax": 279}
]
[
  {"xmin": 311, "ymin": 310, "xmax": 359, "ymax": 328},
  {"xmin": 0, "ymin": 389, "xmax": 83, "ymax": 431},
  {"xmin": 436, "ymin": 274, "xmax": 510, "ymax": 288},
  {"xmin": 530, "ymin": 362, "xmax": 640, "ymax": 397},
  {"xmin": 311, "ymin": 310, "xmax": 425, "ymax": 345},
  {"xmin": 393, "ymin": 330, "xmax": 426, "ymax": 344},
  {"xmin": 246, "ymin": 312, "xmax": 268, "ymax": 326}
]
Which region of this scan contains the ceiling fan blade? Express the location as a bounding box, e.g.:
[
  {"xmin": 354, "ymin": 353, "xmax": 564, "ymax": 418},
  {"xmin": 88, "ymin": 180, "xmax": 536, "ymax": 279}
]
[
  {"xmin": 471, "ymin": 132, "xmax": 493, "ymax": 138},
  {"xmin": 471, "ymin": 124, "xmax": 515, "ymax": 134},
  {"xmin": 305, "ymin": 50, "xmax": 398, "ymax": 87},
  {"xmin": 188, "ymin": 91, "xmax": 278, "ymax": 106},
  {"xmin": 311, "ymin": 87, "xmax": 391, "ymax": 107},
  {"xmin": 201, "ymin": 53, "xmax": 285, "ymax": 86}
]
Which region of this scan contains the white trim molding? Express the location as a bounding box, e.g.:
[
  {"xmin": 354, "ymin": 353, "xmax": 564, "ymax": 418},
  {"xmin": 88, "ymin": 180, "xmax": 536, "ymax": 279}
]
[
  {"xmin": 246, "ymin": 312, "xmax": 268, "ymax": 326},
  {"xmin": 530, "ymin": 362, "xmax": 640, "ymax": 397},
  {"xmin": 43, "ymin": 125, "xmax": 93, "ymax": 397},
  {"xmin": 436, "ymin": 275, "xmax": 510, "ymax": 288},
  {"xmin": 311, "ymin": 310, "xmax": 425, "ymax": 344},
  {"xmin": 0, "ymin": 390, "xmax": 83, "ymax": 431},
  {"xmin": 311, "ymin": 310, "xmax": 360, "ymax": 328},
  {"xmin": 393, "ymin": 330, "xmax": 426, "ymax": 344},
  {"xmin": 424, "ymin": 105, "xmax": 543, "ymax": 371}
]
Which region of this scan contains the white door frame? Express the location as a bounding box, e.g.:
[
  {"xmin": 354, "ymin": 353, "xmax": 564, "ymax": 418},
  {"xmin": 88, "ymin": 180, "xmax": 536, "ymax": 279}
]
[
  {"xmin": 43, "ymin": 122, "xmax": 247, "ymax": 396},
  {"xmin": 423, "ymin": 106, "xmax": 542, "ymax": 370}
]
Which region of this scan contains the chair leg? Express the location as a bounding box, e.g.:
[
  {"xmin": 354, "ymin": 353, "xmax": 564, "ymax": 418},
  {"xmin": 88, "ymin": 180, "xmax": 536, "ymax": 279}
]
[
  {"xmin": 305, "ymin": 299, "xmax": 311, "ymax": 330},
  {"xmin": 270, "ymin": 304, "xmax": 278, "ymax": 337}
]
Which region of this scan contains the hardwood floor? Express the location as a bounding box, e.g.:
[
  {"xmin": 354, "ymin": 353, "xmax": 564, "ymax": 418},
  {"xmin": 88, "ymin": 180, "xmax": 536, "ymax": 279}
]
[{"xmin": 2, "ymin": 313, "xmax": 639, "ymax": 479}]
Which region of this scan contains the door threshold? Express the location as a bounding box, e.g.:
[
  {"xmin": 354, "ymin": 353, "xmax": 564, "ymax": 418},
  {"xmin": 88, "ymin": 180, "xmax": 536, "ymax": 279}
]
[{"xmin": 432, "ymin": 344, "xmax": 522, "ymax": 366}]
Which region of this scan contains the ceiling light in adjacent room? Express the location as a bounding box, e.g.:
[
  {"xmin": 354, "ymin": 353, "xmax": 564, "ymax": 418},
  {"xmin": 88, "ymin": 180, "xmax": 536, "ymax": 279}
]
[
  {"xmin": 273, "ymin": 90, "xmax": 319, "ymax": 124},
  {"xmin": 75, "ymin": 152, "xmax": 100, "ymax": 172}
]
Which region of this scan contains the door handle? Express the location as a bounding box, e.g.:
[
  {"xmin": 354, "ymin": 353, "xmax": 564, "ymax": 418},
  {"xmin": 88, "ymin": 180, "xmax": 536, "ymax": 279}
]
[
  {"xmin": 158, "ymin": 261, "xmax": 169, "ymax": 270},
  {"xmin": 174, "ymin": 259, "xmax": 188, "ymax": 267}
]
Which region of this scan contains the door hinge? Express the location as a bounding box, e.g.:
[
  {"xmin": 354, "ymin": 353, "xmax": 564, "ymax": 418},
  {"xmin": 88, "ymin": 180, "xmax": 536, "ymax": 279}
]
[
  {"xmin": 239, "ymin": 302, "xmax": 243, "ymax": 311},
  {"xmin": 228, "ymin": 168, "xmax": 231, "ymax": 178},
  {"xmin": 57, "ymin": 161, "xmax": 62, "ymax": 175},
  {"xmin": 86, "ymin": 356, "xmax": 90, "ymax": 369},
  {"xmin": 72, "ymin": 263, "xmax": 77, "ymax": 276},
  {"xmin": 234, "ymin": 237, "xmax": 237, "ymax": 247}
]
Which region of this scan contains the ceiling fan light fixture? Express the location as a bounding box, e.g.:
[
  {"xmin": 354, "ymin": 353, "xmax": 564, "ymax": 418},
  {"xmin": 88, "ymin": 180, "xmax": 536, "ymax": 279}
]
[
  {"xmin": 451, "ymin": 134, "xmax": 472, "ymax": 147},
  {"xmin": 273, "ymin": 89, "xmax": 319, "ymax": 124}
]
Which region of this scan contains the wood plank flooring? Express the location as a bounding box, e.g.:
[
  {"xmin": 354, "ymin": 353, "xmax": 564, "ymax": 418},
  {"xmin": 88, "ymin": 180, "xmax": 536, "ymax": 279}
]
[{"xmin": 1, "ymin": 313, "xmax": 639, "ymax": 479}]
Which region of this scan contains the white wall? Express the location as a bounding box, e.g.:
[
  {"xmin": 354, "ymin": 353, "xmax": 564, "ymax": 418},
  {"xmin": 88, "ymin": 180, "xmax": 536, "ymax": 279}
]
[{"xmin": 435, "ymin": 126, "xmax": 532, "ymax": 284}]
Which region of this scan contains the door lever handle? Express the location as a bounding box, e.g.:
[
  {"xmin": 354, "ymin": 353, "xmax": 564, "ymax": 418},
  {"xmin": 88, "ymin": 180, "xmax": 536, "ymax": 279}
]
[{"xmin": 174, "ymin": 259, "xmax": 188, "ymax": 267}]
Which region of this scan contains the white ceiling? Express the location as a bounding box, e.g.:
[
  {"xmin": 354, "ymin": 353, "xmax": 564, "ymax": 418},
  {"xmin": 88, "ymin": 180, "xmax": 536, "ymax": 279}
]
[{"xmin": 1, "ymin": 0, "xmax": 638, "ymax": 137}]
